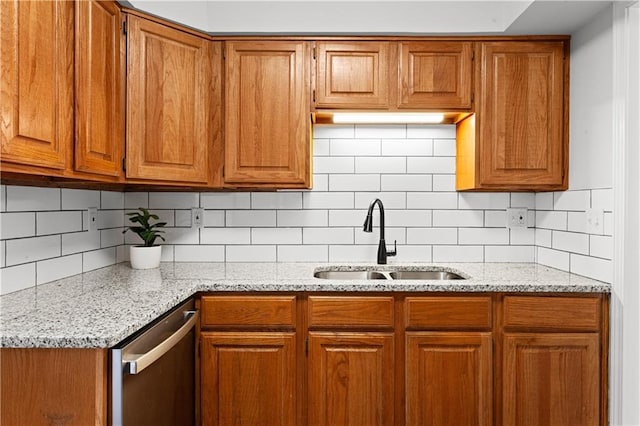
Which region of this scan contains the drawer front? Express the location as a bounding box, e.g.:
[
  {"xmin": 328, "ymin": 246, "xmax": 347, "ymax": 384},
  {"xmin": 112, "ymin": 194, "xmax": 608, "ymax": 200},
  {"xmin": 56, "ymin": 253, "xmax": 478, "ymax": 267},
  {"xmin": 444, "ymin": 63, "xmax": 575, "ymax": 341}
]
[
  {"xmin": 503, "ymin": 296, "xmax": 601, "ymax": 331},
  {"xmin": 308, "ymin": 296, "xmax": 395, "ymax": 328},
  {"xmin": 201, "ymin": 295, "xmax": 296, "ymax": 328},
  {"xmin": 405, "ymin": 296, "xmax": 492, "ymax": 329}
]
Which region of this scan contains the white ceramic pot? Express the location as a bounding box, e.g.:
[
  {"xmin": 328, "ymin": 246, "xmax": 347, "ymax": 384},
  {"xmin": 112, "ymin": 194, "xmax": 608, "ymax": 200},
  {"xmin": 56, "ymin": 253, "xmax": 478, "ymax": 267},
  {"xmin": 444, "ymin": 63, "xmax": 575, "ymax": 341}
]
[{"xmin": 129, "ymin": 245, "xmax": 162, "ymax": 270}]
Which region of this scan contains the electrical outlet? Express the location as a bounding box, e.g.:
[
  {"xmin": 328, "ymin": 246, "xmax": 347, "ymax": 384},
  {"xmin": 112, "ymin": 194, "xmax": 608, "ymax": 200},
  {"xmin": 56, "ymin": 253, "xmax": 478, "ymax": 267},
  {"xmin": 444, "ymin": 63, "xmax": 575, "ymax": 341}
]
[
  {"xmin": 586, "ymin": 208, "xmax": 604, "ymax": 234},
  {"xmin": 87, "ymin": 207, "xmax": 98, "ymax": 233},
  {"xmin": 506, "ymin": 208, "xmax": 528, "ymax": 228},
  {"xmin": 191, "ymin": 208, "xmax": 204, "ymax": 229}
]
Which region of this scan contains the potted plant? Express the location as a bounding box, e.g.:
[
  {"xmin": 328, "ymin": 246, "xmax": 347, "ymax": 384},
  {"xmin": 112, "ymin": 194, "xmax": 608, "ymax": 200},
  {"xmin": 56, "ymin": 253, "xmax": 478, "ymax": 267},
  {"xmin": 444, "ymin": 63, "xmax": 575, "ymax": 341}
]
[{"xmin": 123, "ymin": 207, "xmax": 167, "ymax": 269}]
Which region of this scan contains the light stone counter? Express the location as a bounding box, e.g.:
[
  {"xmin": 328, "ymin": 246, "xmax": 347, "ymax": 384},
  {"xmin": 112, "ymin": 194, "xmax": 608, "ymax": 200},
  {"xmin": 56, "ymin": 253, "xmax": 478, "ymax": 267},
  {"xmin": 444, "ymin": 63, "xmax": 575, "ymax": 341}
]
[{"xmin": 0, "ymin": 262, "xmax": 610, "ymax": 348}]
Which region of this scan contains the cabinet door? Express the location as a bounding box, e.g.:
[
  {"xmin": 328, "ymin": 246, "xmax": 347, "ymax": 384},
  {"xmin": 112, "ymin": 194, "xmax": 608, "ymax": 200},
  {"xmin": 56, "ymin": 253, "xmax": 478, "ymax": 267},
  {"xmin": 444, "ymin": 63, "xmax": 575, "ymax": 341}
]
[
  {"xmin": 477, "ymin": 41, "xmax": 566, "ymax": 188},
  {"xmin": 127, "ymin": 15, "xmax": 213, "ymax": 183},
  {"xmin": 315, "ymin": 42, "xmax": 390, "ymax": 109},
  {"xmin": 503, "ymin": 333, "xmax": 600, "ymax": 426},
  {"xmin": 224, "ymin": 41, "xmax": 310, "ymax": 187},
  {"xmin": 308, "ymin": 332, "xmax": 394, "ymax": 426},
  {"xmin": 201, "ymin": 332, "xmax": 297, "ymax": 426},
  {"xmin": 406, "ymin": 332, "xmax": 492, "ymax": 426},
  {"xmin": 0, "ymin": 0, "xmax": 73, "ymax": 170},
  {"xmin": 75, "ymin": 0, "xmax": 124, "ymax": 177},
  {"xmin": 398, "ymin": 41, "xmax": 473, "ymax": 109}
]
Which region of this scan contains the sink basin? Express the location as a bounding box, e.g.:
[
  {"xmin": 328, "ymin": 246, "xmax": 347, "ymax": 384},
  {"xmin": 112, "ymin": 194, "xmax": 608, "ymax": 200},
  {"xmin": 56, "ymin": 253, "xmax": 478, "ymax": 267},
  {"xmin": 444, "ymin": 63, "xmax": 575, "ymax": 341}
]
[
  {"xmin": 388, "ymin": 270, "xmax": 464, "ymax": 280},
  {"xmin": 313, "ymin": 270, "xmax": 388, "ymax": 280}
]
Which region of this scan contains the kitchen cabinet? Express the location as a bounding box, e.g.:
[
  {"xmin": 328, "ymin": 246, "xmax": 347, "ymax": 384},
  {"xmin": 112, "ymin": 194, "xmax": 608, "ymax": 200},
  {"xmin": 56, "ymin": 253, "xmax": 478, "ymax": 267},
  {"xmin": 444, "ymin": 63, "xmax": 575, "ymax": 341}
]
[
  {"xmin": 404, "ymin": 296, "xmax": 493, "ymax": 426},
  {"xmin": 75, "ymin": 0, "xmax": 125, "ymax": 178},
  {"xmin": 307, "ymin": 296, "xmax": 395, "ymax": 425},
  {"xmin": 0, "ymin": 0, "xmax": 74, "ymax": 172},
  {"xmin": 456, "ymin": 40, "xmax": 568, "ymax": 191},
  {"xmin": 126, "ymin": 14, "xmax": 218, "ymax": 185},
  {"xmin": 224, "ymin": 41, "xmax": 311, "ymax": 188},
  {"xmin": 0, "ymin": 348, "xmax": 108, "ymax": 425}
]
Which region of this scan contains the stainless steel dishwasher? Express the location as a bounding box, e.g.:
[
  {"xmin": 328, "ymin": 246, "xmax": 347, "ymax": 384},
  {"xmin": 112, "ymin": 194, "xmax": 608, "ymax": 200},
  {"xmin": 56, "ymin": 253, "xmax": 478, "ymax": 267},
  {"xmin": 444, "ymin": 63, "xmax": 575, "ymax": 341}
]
[{"xmin": 111, "ymin": 298, "xmax": 198, "ymax": 426}]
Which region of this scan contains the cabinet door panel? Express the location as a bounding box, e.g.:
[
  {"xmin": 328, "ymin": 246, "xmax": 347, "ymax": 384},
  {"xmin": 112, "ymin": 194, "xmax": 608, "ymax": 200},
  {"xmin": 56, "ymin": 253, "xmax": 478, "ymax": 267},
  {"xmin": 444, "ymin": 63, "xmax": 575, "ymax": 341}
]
[
  {"xmin": 127, "ymin": 16, "xmax": 212, "ymax": 183},
  {"xmin": 0, "ymin": 0, "xmax": 73, "ymax": 170},
  {"xmin": 398, "ymin": 41, "xmax": 473, "ymax": 109},
  {"xmin": 406, "ymin": 332, "xmax": 492, "ymax": 426},
  {"xmin": 503, "ymin": 333, "xmax": 600, "ymax": 426},
  {"xmin": 479, "ymin": 41, "xmax": 565, "ymax": 187},
  {"xmin": 315, "ymin": 42, "xmax": 390, "ymax": 108},
  {"xmin": 75, "ymin": 0, "xmax": 124, "ymax": 177},
  {"xmin": 225, "ymin": 41, "xmax": 310, "ymax": 187},
  {"xmin": 308, "ymin": 332, "xmax": 394, "ymax": 426},
  {"xmin": 201, "ymin": 332, "xmax": 296, "ymax": 426}
]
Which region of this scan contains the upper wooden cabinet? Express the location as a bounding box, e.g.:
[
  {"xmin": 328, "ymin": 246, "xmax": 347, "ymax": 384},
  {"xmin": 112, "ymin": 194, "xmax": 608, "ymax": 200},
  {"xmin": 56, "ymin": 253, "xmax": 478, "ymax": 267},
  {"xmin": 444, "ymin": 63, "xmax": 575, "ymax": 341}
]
[
  {"xmin": 457, "ymin": 40, "xmax": 568, "ymax": 191},
  {"xmin": 126, "ymin": 15, "xmax": 216, "ymax": 184},
  {"xmin": 224, "ymin": 41, "xmax": 311, "ymax": 188},
  {"xmin": 315, "ymin": 41, "xmax": 391, "ymax": 109},
  {"xmin": 0, "ymin": 0, "xmax": 74, "ymax": 171},
  {"xmin": 398, "ymin": 41, "xmax": 473, "ymax": 109},
  {"xmin": 75, "ymin": 0, "xmax": 125, "ymax": 178}
]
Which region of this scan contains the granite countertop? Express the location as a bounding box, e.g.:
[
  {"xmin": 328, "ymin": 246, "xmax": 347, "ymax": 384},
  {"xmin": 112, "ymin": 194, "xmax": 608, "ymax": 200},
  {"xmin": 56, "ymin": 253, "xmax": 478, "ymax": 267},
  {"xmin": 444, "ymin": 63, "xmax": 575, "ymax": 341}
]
[{"xmin": 0, "ymin": 262, "xmax": 610, "ymax": 349}]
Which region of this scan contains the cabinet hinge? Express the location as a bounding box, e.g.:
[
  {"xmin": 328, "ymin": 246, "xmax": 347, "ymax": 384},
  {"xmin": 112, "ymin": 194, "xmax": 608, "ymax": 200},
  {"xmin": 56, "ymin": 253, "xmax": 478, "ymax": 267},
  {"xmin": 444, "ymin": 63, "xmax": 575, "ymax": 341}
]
[
  {"xmin": 122, "ymin": 158, "xmax": 126, "ymax": 172},
  {"xmin": 122, "ymin": 20, "xmax": 127, "ymax": 35}
]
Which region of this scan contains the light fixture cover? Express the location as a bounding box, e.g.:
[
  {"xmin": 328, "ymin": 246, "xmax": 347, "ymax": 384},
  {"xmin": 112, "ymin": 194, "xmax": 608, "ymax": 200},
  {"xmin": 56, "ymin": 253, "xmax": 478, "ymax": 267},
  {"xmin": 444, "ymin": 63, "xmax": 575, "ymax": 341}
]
[{"xmin": 332, "ymin": 112, "xmax": 445, "ymax": 124}]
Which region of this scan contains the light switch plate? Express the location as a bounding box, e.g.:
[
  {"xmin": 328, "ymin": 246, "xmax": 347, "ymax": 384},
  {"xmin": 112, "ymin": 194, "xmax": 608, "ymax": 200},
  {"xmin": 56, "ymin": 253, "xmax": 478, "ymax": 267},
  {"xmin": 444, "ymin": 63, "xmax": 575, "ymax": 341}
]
[
  {"xmin": 586, "ymin": 208, "xmax": 604, "ymax": 234},
  {"xmin": 506, "ymin": 208, "xmax": 528, "ymax": 228},
  {"xmin": 191, "ymin": 208, "xmax": 204, "ymax": 229}
]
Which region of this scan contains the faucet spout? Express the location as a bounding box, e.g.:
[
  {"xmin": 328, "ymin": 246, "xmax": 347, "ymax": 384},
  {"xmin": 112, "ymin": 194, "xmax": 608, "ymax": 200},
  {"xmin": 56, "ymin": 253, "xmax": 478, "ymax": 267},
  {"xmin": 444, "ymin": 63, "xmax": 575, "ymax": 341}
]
[{"xmin": 363, "ymin": 198, "xmax": 397, "ymax": 264}]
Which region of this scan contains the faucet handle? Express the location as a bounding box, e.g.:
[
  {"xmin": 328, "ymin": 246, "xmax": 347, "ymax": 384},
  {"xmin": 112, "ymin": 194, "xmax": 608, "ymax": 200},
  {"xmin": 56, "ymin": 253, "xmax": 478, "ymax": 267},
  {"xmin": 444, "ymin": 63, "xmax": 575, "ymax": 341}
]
[{"xmin": 387, "ymin": 240, "xmax": 397, "ymax": 257}]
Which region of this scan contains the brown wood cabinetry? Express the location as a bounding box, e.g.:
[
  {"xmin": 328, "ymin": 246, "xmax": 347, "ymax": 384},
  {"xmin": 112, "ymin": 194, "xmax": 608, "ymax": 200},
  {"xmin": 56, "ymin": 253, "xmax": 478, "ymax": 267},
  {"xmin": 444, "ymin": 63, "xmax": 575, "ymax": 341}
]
[
  {"xmin": 75, "ymin": 0, "xmax": 125, "ymax": 178},
  {"xmin": 126, "ymin": 15, "xmax": 218, "ymax": 184},
  {"xmin": 224, "ymin": 41, "xmax": 311, "ymax": 188},
  {"xmin": 0, "ymin": 0, "xmax": 74, "ymax": 172},
  {"xmin": 457, "ymin": 40, "xmax": 568, "ymax": 191}
]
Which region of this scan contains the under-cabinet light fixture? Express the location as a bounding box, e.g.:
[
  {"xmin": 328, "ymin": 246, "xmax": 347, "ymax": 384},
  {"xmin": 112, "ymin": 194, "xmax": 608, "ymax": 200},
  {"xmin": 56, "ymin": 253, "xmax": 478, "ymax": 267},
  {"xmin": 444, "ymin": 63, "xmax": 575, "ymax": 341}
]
[{"xmin": 331, "ymin": 112, "xmax": 445, "ymax": 124}]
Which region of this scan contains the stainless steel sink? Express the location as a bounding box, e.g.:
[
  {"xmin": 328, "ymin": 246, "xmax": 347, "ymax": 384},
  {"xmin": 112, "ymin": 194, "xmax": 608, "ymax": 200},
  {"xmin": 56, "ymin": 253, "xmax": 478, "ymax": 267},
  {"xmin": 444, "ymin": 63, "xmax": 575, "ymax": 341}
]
[
  {"xmin": 313, "ymin": 270, "xmax": 388, "ymax": 280},
  {"xmin": 388, "ymin": 270, "xmax": 464, "ymax": 280}
]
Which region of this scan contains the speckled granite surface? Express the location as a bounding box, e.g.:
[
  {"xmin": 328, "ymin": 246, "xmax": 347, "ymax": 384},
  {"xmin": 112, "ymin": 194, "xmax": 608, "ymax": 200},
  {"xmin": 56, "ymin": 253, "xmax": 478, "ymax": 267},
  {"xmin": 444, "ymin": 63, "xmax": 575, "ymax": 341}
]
[{"xmin": 0, "ymin": 262, "xmax": 610, "ymax": 348}]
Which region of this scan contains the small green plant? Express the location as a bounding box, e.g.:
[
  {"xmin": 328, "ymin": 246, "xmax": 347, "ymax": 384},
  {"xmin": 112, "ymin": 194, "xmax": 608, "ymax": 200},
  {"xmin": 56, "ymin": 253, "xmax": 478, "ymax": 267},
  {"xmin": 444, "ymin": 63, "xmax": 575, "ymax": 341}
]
[{"xmin": 123, "ymin": 207, "xmax": 167, "ymax": 247}]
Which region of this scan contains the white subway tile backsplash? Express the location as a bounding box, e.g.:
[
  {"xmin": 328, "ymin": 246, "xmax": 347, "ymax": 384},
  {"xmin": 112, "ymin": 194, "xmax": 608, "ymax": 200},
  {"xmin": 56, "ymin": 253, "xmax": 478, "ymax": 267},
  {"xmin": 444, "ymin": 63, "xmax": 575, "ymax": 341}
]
[
  {"xmin": 552, "ymin": 231, "xmax": 589, "ymax": 255},
  {"xmin": 101, "ymin": 228, "xmax": 124, "ymax": 248},
  {"xmin": 386, "ymin": 210, "xmax": 432, "ymax": 227},
  {"xmin": 204, "ymin": 210, "xmax": 225, "ymax": 227},
  {"xmin": 175, "ymin": 245, "xmax": 225, "ymax": 262},
  {"xmin": 313, "ymin": 124, "xmax": 355, "ymax": 139},
  {"xmin": 485, "ymin": 246, "xmax": 534, "ymax": 262},
  {"xmin": 407, "ymin": 124, "xmax": 455, "ymax": 139},
  {"xmin": 537, "ymin": 247, "xmax": 570, "ymax": 271},
  {"xmin": 355, "ymin": 227, "xmax": 406, "ymax": 245},
  {"xmin": 381, "ymin": 139, "xmax": 432, "ymax": 156},
  {"xmin": 484, "ymin": 210, "xmax": 506, "ymax": 228},
  {"xmin": 330, "ymin": 139, "xmax": 381, "ymax": 156},
  {"xmin": 535, "ymin": 229, "xmax": 552, "ymax": 248},
  {"xmin": 312, "ymin": 175, "xmax": 329, "ymax": 191},
  {"xmin": 407, "ymin": 157, "xmax": 456, "ymax": 174},
  {"xmin": 304, "ymin": 228, "xmax": 354, "ymax": 244},
  {"xmin": 536, "ymin": 211, "xmax": 567, "ymax": 231},
  {"xmin": 407, "ymin": 192, "xmax": 457, "ymax": 209},
  {"xmin": 226, "ymin": 210, "xmax": 276, "ymax": 228},
  {"xmin": 0, "ymin": 241, "xmax": 4, "ymax": 267},
  {"xmin": 510, "ymin": 228, "xmax": 535, "ymax": 245},
  {"xmin": 432, "ymin": 139, "xmax": 456, "ymax": 156},
  {"xmin": 6, "ymin": 186, "xmax": 60, "ymax": 211},
  {"xmin": 277, "ymin": 210, "xmax": 328, "ymax": 227},
  {"xmin": 535, "ymin": 193, "xmax": 554, "ymax": 210},
  {"xmin": 99, "ymin": 210, "xmax": 124, "ymax": 229},
  {"xmin": 277, "ymin": 245, "xmax": 328, "ymax": 262},
  {"xmin": 604, "ymin": 212, "xmax": 613, "ymax": 236},
  {"xmin": 1, "ymin": 212, "xmax": 35, "ymax": 239},
  {"xmin": 355, "ymin": 192, "xmax": 406, "ymax": 209},
  {"xmin": 355, "ymin": 157, "xmax": 406, "ymax": 174},
  {"xmin": 570, "ymin": 254, "xmax": 612, "ymax": 282},
  {"xmin": 303, "ymin": 192, "xmax": 354, "ymax": 209},
  {"xmin": 37, "ymin": 254, "xmax": 82, "ymax": 285},
  {"xmin": 201, "ymin": 228, "xmax": 251, "ymax": 245},
  {"xmin": 157, "ymin": 228, "xmax": 199, "ymax": 245},
  {"xmin": 432, "ymin": 175, "xmax": 456, "ymax": 192},
  {"xmin": 83, "ymin": 248, "xmax": 116, "ymax": 272},
  {"xmin": 161, "ymin": 245, "xmax": 175, "ymax": 262},
  {"xmin": 459, "ymin": 193, "xmax": 510, "ymax": 210},
  {"xmin": 329, "ymin": 210, "xmax": 370, "ymax": 227},
  {"xmin": 591, "ymin": 189, "xmax": 613, "ymax": 211},
  {"xmin": 252, "ymin": 193, "xmax": 302, "ymax": 210},
  {"xmin": 36, "ymin": 211, "xmax": 82, "ymax": 235},
  {"xmin": 381, "ymin": 175, "xmax": 432, "ymax": 192},
  {"xmin": 252, "ymin": 228, "xmax": 302, "ymax": 244},
  {"xmin": 313, "ymin": 138, "xmax": 330, "ymax": 156},
  {"xmin": 355, "ymin": 124, "xmax": 406, "ymax": 138},
  {"xmin": 0, "ymin": 185, "xmax": 5, "ymax": 212},
  {"xmin": 590, "ymin": 235, "xmax": 613, "ymax": 260},
  {"xmin": 101, "ymin": 191, "xmax": 124, "ymax": 209},
  {"xmin": 62, "ymin": 189, "xmax": 100, "ymax": 210},
  {"xmin": 202, "ymin": 193, "xmax": 250, "ymax": 209},
  {"xmin": 433, "ymin": 245, "xmax": 483, "ymax": 262},
  {"xmin": 116, "ymin": 245, "xmax": 128, "ymax": 263},
  {"xmin": 433, "ymin": 210, "xmax": 483, "ymax": 227},
  {"xmin": 329, "ymin": 174, "xmax": 380, "ymax": 192},
  {"xmin": 0, "ymin": 263, "xmax": 35, "ymax": 295},
  {"xmin": 510, "ymin": 193, "xmax": 536, "ymax": 209},
  {"xmin": 226, "ymin": 245, "xmax": 276, "ymax": 262},
  {"xmin": 149, "ymin": 192, "xmax": 199, "ymax": 209},
  {"xmin": 407, "ymin": 228, "xmax": 457, "ymax": 245},
  {"xmin": 124, "ymin": 192, "xmax": 149, "ymax": 209},
  {"xmin": 553, "ymin": 190, "xmax": 590, "ymax": 211},
  {"xmin": 6, "ymin": 235, "xmax": 60, "ymax": 266},
  {"xmin": 62, "ymin": 231, "xmax": 101, "ymax": 255},
  {"xmin": 175, "ymin": 210, "xmax": 192, "ymax": 227},
  {"xmin": 567, "ymin": 212, "xmax": 587, "ymax": 233},
  {"xmin": 314, "ymin": 157, "xmax": 355, "ymax": 173},
  {"xmin": 394, "ymin": 245, "xmax": 432, "ymax": 262},
  {"xmin": 329, "ymin": 245, "xmax": 377, "ymax": 262},
  {"xmin": 459, "ymin": 228, "xmax": 509, "ymax": 245}
]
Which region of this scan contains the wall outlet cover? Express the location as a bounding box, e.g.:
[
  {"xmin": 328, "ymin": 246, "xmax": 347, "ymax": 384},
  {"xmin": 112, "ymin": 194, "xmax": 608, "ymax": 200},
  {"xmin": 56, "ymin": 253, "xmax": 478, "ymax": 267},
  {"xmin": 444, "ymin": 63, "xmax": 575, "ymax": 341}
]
[
  {"xmin": 192, "ymin": 208, "xmax": 204, "ymax": 229},
  {"xmin": 586, "ymin": 208, "xmax": 604, "ymax": 235},
  {"xmin": 506, "ymin": 208, "xmax": 528, "ymax": 228},
  {"xmin": 88, "ymin": 207, "xmax": 98, "ymax": 233}
]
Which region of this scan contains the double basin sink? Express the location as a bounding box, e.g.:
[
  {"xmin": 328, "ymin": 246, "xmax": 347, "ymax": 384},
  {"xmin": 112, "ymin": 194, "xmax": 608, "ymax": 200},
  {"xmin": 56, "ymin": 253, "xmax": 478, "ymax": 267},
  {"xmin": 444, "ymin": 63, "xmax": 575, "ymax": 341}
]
[{"xmin": 313, "ymin": 268, "xmax": 465, "ymax": 281}]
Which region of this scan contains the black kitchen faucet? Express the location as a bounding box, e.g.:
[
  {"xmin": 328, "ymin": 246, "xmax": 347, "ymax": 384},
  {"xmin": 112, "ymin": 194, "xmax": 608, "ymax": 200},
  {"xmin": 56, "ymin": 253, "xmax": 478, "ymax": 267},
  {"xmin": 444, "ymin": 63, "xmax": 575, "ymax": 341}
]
[{"xmin": 363, "ymin": 198, "xmax": 397, "ymax": 264}]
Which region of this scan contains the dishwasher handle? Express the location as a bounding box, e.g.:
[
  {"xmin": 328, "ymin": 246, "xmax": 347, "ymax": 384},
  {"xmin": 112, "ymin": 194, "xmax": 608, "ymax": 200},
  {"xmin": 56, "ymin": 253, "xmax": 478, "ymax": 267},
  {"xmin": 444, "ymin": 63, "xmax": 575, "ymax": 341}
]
[{"xmin": 124, "ymin": 310, "xmax": 198, "ymax": 375}]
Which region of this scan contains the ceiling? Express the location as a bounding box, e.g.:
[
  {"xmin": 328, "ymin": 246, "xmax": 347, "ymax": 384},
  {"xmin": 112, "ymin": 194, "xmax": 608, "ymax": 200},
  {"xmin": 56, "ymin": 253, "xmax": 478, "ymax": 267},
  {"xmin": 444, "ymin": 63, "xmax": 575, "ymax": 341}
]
[{"xmin": 126, "ymin": 0, "xmax": 613, "ymax": 35}]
